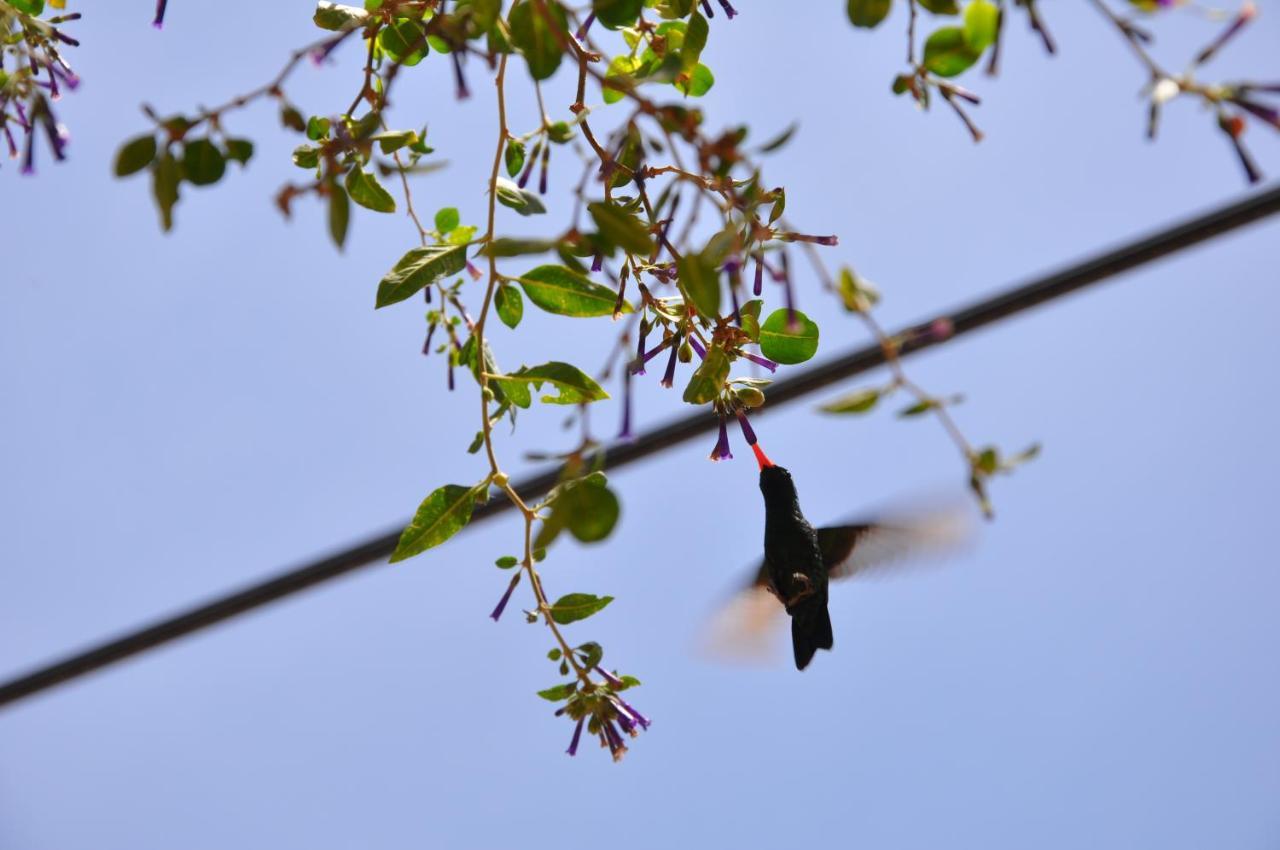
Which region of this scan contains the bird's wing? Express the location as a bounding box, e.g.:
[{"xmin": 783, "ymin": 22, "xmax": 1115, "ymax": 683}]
[
  {"xmin": 821, "ymin": 503, "xmax": 972, "ymax": 580},
  {"xmin": 702, "ymin": 503, "xmax": 972, "ymax": 662}
]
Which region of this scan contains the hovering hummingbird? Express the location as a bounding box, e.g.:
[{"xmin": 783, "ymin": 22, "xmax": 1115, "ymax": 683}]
[{"xmin": 712, "ymin": 439, "xmax": 970, "ymax": 670}]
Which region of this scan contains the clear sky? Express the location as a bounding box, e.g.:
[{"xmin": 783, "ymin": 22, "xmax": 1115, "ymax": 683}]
[{"xmin": 3, "ymin": 2, "xmax": 1279, "ymax": 848}]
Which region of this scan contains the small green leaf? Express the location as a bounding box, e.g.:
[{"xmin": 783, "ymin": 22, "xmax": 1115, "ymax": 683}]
[
  {"xmin": 508, "ymin": 0, "xmax": 568, "ymax": 81},
  {"xmin": 374, "ymin": 129, "xmax": 417, "ymax": 154},
  {"xmin": 376, "ymin": 244, "xmax": 468, "ymax": 308},
  {"xmin": 434, "ymin": 206, "xmax": 461, "ymax": 233},
  {"xmin": 314, "ymin": 1, "xmax": 370, "ymax": 30},
  {"xmin": 846, "ymin": 0, "xmax": 892, "ymax": 27},
  {"xmin": 306, "ymin": 116, "xmax": 331, "ymax": 141},
  {"xmin": 682, "ymin": 346, "xmax": 729, "ymax": 405},
  {"xmin": 495, "ymin": 177, "xmax": 547, "ymax": 216},
  {"xmin": 536, "ymin": 682, "xmax": 577, "ymax": 701},
  {"xmin": 759, "ymin": 309, "xmax": 820, "ymax": 365},
  {"xmin": 494, "ymin": 362, "xmax": 610, "ymax": 405},
  {"xmin": 589, "ymin": 201, "xmax": 654, "ymax": 256},
  {"xmin": 504, "ymin": 139, "xmax": 526, "ymax": 177},
  {"xmin": 678, "ymin": 252, "xmax": 720, "ymax": 318},
  {"xmin": 292, "ymin": 145, "xmax": 321, "ymax": 169},
  {"xmin": 224, "ymin": 138, "xmax": 254, "ymax": 165},
  {"xmin": 675, "ymin": 63, "xmax": 714, "ymax": 97},
  {"xmin": 565, "ymin": 481, "xmax": 620, "ymax": 542},
  {"xmin": 345, "ymin": 167, "xmax": 397, "ymax": 213},
  {"xmin": 390, "ymin": 483, "xmax": 480, "ymax": 562},
  {"xmin": 593, "ymin": 0, "xmax": 643, "ymax": 28},
  {"xmin": 379, "ymin": 17, "xmax": 430, "ymax": 66},
  {"xmin": 758, "ymin": 123, "xmax": 799, "ymax": 154},
  {"xmin": 10, "ymin": 0, "xmax": 45, "ymax": 14},
  {"xmin": 495, "ymin": 284, "xmax": 524, "ymax": 328},
  {"xmin": 114, "ymin": 135, "xmax": 157, "ymax": 178},
  {"xmin": 182, "ymin": 139, "xmax": 226, "ymax": 186},
  {"xmin": 549, "ymin": 593, "xmax": 614, "ymax": 625},
  {"xmin": 576, "ymin": 641, "xmax": 604, "ymax": 669},
  {"xmin": 820, "ymin": 387, "xmax": 881, "ymax": 414},
  {"xmin": 151, "ymin": 151, "xmax": 181, "ymax": 232},
  {"xmin": 328, "ymin": 182, "xmax": 350, "ymax": 250},
  {"xmin": 898, "ymin": 398, "xmax": 937, "ymax": 418},
  {"xmin": 516, "ymin": 265, "xmax": 631, "ymax": 317},
  {"xmin": 484, "ymin": 237, "xmax": 558, "ymax": 257},
  {"xmin": 496, "ymin": 555, "xmax": 519, "ymax": 569},
  {"xmin": 923, "ymin": 26, "xmax": 982, "ymax": 77},
  {"xmin": 918, "ymin": 0, "xmax": 960, "ymax": 13},
  {"xmin": 681, "ymin": 11, "xmax": 708, "ymax": 72},
  {"xmin": 964, "ymin": 0, "xmax": 999, "ymax": 51}
]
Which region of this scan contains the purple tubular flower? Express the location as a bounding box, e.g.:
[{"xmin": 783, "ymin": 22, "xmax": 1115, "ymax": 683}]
[
  {"xmin": 310, "ymin": 33, "xmax": 346, "ymax": 65},
  {"xmin": 1234, "ymin": 98, "xmax": 1280, "ymax": 130},
  {"xmin": 517, "ymin": 141, "xmax": 540, "ymax": 189},
  {"xmin": 596, "ymin": 666, "xmax": 623, "ymax": 687},
  {"xmin": 753, "ymin": 253, "xmax": 764, "ymax": 296},
  {"xmin": 602, "ymin": 720, "xmax": 628, "ymax": 761},
  {"xmin": 716, "ymin": 0, "xmax": 738, "ymax": 18},
  {"xmin": 742, "ymin": 351, "xmax": 777, "ymax": 373},
  {"xmin": 689, "ymin": 335, "xmax": 706, "ymax": 360},
  {"xmin": 490, "ymin": 574, "xmax": 520, "ymax": 622},
  {"xmin": 575, "ymin": 12, "xmax": 596, "ymax": 41},
  {"xmin": 729, "ymin": 279, "xmax": 742, "ymax": 325},
  {"xmin": 660, "ymin": 333, "xmax": 682, "ymax": 388},
  {"xmin": 591, "ymin": 252, "xmax": 604, "ymax": 273},
  {"xmin": 618, "ymin": 369, "xmax": 634, "ymax": 440},
  {"xmin": 153, "ymin": 0, "xmax": 168, "ymax": 28},
  {"xmin": 617, "ymin": 697, "xmax": 650, "ymax": 730},
  {"xmin": 452, "ymin": 52, "xmax": 470, "ymax": 100},
  {"xmin": 735, "ymin": 410, "xmax": 758, "ymax": 446},
  {"xmin": 447, "ymin": 359, "xmax": 455, "ymax": 391},
  {"xmin": 709, "ymin": 416, "xmax": 733, "ymax": 462},
  {"xmin": 632, "ymin": 319, "xmax": 649, "ymax": 375},
  {"xmin": 422, "ymin": 323, "xmax": 436, "ymax": 355},
  {"xmin": 538, "ymin": 145, "xmax": 550, "ymax": 195},
  {"xmin": 3, "ymin": 120, "xmax": 17, "ymax": 160},
  {"xmin": 780, "ymin": 252, "xmax": 797, "ymax": 327},
  {"xmin": 566, "ymin": 717, "xmax": 585, "ymax": 756},
  {"xmin": 700, "ymin": 0, "xmax": 715, "ymax": 17}
]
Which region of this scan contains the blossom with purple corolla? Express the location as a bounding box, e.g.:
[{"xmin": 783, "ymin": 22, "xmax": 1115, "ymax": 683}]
[
  {"xmin": 736, "ymin": 410, "xmax": 759, "ymax": 446},
  {"xmin": 709, "ymin": 416, "xmax": 733, "ymax": 461},
  {"xmin": 660, "ymin": 332, "xmax": 682, "ymax": 388},
  {"xmin": 566, "ymin": 717, "xmax": 585, "ymax": 756},
  {"xmin": 490, "ymin": 573, "xmax": 520, "ymax": 621},
  {"xmin": 742, "ymin": 351, "xmax": 777, "ymax": 372}
]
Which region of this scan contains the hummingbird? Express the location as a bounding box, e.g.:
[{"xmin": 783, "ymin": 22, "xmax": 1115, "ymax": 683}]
[{"xmin": 711, "ymin": 440, "xmax": 970, "ymax": 670}]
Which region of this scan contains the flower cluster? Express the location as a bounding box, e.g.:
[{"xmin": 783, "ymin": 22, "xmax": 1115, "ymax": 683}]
[{"xmin": 1, "ymin": 3, "xmax": 79, "ymax": 175}]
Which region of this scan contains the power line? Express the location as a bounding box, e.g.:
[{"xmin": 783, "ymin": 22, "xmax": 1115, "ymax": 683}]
[{"xmin": 3, "ymin": 184, "xmax": 1278, "ymax": 710}]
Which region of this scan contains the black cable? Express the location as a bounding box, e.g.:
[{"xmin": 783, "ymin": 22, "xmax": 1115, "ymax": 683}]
[{"xmin": 3, "ymin": 184, "xmax": 1278, "ymax": 710}]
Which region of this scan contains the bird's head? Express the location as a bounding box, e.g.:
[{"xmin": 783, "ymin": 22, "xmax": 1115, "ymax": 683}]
[{"xmin": 758, "ymin": 463, "xmax": 798, "ymax": 508}]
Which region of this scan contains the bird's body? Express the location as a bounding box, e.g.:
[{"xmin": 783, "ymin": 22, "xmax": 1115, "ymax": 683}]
[{"xmin": 759, "ymin": 464, "xmax": 834, "ymax": 670}]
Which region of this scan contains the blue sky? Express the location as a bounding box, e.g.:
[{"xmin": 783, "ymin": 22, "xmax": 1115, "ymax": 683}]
[{"xmin": 2, "ymin": 2, "xmax": 1279, "ymax": 848}]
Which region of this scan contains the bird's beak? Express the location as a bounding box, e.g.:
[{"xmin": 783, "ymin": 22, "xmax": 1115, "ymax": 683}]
[{"xmin": 752, "ymin": 443, "xmax": 774, "ymax": 470}]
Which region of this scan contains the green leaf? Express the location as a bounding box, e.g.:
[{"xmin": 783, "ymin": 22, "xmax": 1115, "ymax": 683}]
[
  {"xmin": 495, "ymin": 177, "xmax": 547, "ymax": 216},
  {"xmin": 675, "ymin": 63, "xmax": 714, "ymax": 97},
  {"xmin": 964, "ymin": 0, "xmax": 999, "ymax": 50},
  {"xmin": 114, "ymin": 135, "xmax": 157, "ymax": 178},
  {"xmin": 681, "ymin": 10, "xmax": 708, "ymax": 73},
  {"xmin": 516, "ymin": 265, "xmax": 631, "ymax": 317},
  {"xmin": 376, "ymin": 244, "xmax": 468, "ymax": 308},
  {"xmin": 182, "ymin": 139, "xmax": 226, "ymax": 186},
  {"xmin": 923, "ymin": 26, "xmax": 982, "ymax": 77},
  {"xmin": 536, "ymin": 682, "xmax": 578, "ymax": 701},
  {"xmin": 588, "ymin": 201, "xmax": 654, "ymax": 256},
  {"xmin": 496, "ymin": 555, "xmax": 519, "ymax": 569},
  {"xmin": 484, "ymin": 237, "xmax": 558, "ymax": 257},
  {"xmin": 759, "ymin": 309, "xmax": 820, "ymax": 365},
  {"xmin": 682, "ymin": 346, "xmax": 729, "ymax": 405},
  {"xmin": 677, "ymin": 252, "xmax": 720, "ymax": 318},
  {"xmin": 549, "ymin": 593, "xmax": 614, "ymax": 625},
  {"xmin": 328, "ymin": 182, "xmax": 350, "ymax": 250},
  {"xmin": 820, "ymin": 387, "xmax": 881, "ymax": 414},
  {"xmin": 593, "ymin": 0, "xmax": 643, "ymax": 28},
  {"xmin": 151, "ymin": 151, "xmax": 181, "ymax": 232},
  {"xmin": 224, "ymin": 138, "xmax": 254, "ymax": 165},
  {"xmin": 504, "ymin": 139, "xmax": 526, "ymax": 177},
  {"xmin": 846, "ymin": 0, "xmax": 892, "ymax": 27},
  {"xmin": 379, "ymin": 17, "xmax": 430, "ymax": 66},
  {"xmin": 898, "ymin": 398, "xmax": 937, "ymax": 418},
  {"xmin": 306, "ymin": 116, "xmax": 331, "ymax": 141},
  {"xmin": 373, "ymin": 129, "xmax": 417, "ymax": 154},
  {"xmin": 494, "ymin": 362, "xmax": 610, "ymax": 405},
  {"xmin": 576, "ymin": 641, "xmax": 604, "ymax": 669},
  {"xmin": 508, "ymin": 0, "xmax": 568, "ymax": 81},
  {"xmin": 434, "ymin": 206, "xmax": 461, "ymax": 233},
  {"xmin": 602, "ymin": 55, "xmax": 642, "ymax": 105},
  {"xmin": 345, "ymin": 167, "xmax": 396, "ymax": 213},
  {"xmin": 757, "ymin": 123, "xmax": 799, "ymax": 154},
  {"xmin": 390, "ymin": 483, "xmax": 480, "ymax": 562},
  {"xmin": 9, "ymin": 0, "xmax": 44, "ymax": 14},
  {"xmin": 495, "ymin": 284, "xmax": 524, "ymax": 329},
  {"xmin": 563, "ymin": 481, "xmax": 620, "ymax": 542},
  {"xmin": 292, "ymin": 145, "xmax": 321, "ymax": 169},
  {"xmin": 918, "ymin": 0, "xmax": 960, "ymax": 13},
  {"xmin": 314, "ymin": 1, "xmax": 370, "ymax": 30}
]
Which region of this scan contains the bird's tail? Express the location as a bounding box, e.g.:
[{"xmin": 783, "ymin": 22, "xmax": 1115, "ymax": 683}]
[{"xmin": 791, "ymin": 603, "xmax": 833, "ymax": 671}]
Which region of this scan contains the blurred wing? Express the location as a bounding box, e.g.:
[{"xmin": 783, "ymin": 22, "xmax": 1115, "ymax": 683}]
[
  {"xmin": 700, "ymin": 559, "xmax": 784, "ymax": 663},
  {"xmin": 819, "ymin": 504, "xmax": 972, "ymax": 581}
]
